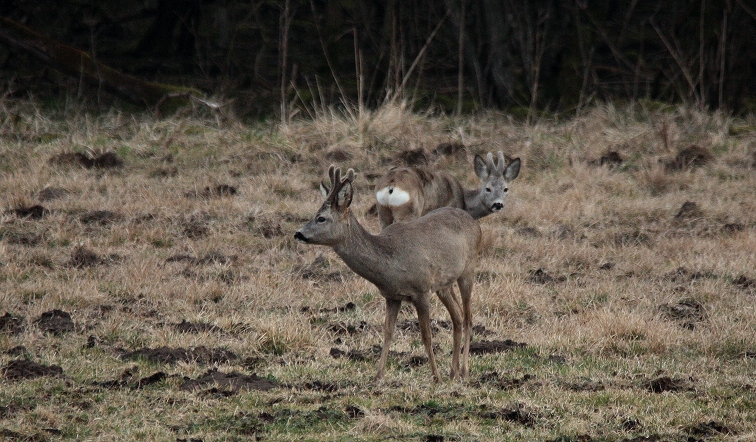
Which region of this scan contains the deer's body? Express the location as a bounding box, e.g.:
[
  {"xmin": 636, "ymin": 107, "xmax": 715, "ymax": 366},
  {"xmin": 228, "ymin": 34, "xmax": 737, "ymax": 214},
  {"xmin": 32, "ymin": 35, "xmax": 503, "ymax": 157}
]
[
  {"xmin": 375, "ymin": 151, "xmax": 520, "ymax": 229},
  {"xmin": 295, "ymin": 166, "xmax": 481, "ymax": 382}
]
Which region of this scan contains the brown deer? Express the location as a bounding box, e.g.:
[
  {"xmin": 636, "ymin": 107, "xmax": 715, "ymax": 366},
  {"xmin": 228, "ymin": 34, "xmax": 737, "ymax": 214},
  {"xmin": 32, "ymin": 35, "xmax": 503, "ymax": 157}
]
[
  {"xmin": 295, "ymin": 166, "xmax": 482, "ymax": 382},
  {"xmin": 375, "ymin": 151, "xmax": 520, "ymax": 228}
]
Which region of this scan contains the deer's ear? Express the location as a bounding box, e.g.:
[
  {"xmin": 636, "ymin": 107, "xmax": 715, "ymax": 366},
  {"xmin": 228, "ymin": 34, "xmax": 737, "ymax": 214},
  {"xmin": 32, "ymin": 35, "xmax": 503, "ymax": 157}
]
[
  {"xmin": 505, "ymin": 158, "xmax": 521, "ymax": 181},
  {"xmin": 474, "ymin": 154, "xmax": 490, "ymax": 180},
  {"xmin": 320, "ymin": 182, "xmax": 330, "ymax": 199},
  {"xmin": 336, "ymin": 181, "xmax": 353, "ymax": 209}
]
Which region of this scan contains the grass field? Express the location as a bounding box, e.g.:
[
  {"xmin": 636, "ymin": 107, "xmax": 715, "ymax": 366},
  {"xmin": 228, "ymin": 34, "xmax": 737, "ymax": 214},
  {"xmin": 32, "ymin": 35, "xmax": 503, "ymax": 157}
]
[{"xmin": 1, "ymin": 100, "xmax": 756, "ymax": 441}]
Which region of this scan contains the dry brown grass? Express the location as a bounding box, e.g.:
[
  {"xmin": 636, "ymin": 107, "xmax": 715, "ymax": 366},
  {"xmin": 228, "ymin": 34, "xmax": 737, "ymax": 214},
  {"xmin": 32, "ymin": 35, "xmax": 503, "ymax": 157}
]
[{"xmin": 1, "ymin": 100, "xmax": 756, "ymax": 441}]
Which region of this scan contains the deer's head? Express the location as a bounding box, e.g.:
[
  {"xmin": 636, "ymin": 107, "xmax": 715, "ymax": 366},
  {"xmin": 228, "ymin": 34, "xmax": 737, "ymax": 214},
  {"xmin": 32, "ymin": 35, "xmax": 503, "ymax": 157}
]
[
  {"xmin": 473, "ymin": 151, "xmax": 520, "ymax": 215},
  {"xmin": 295, "ymin": 165, "xmax": 355, "ymax": 246}
]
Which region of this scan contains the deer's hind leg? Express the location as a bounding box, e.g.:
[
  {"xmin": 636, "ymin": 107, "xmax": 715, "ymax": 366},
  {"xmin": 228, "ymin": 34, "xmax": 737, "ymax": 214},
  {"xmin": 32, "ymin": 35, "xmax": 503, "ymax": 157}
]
[
  {"xmin": 457, "ymin": 275, "xmax": 474, "ymax": 378},
  {"xmin": 413, "ymin": 294, "xmax": 442, "ymax": 382},
  {"xmin": 436, "ymin": 287, "xmax": 463, "ymax": 380}
]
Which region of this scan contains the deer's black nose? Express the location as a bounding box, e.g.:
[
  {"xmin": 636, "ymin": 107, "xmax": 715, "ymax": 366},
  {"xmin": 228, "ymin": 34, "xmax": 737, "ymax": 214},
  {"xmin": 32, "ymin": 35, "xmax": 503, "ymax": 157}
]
[
  {"xmin": 294, "ymin": 231, "xmax": 308, "ymax": 242},
  {"xmin": 491, "ymin": 202, "xmax": 504, "ymax": 211}
]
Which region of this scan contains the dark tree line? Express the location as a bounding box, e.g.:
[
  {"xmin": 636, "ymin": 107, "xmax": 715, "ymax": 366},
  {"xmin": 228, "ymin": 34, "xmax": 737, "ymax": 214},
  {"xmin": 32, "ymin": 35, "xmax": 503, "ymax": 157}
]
[{"xmin": 1, "ymin": 0, "xmax": 755, "ymax": 116}]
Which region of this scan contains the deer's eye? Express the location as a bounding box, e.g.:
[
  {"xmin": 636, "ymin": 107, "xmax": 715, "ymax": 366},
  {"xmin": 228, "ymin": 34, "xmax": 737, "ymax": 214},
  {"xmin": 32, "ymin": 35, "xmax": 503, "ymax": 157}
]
[
  {"xmin": 503, "ymin": 188, "xmax": 508, "ymax": 193},
  {"xmin": 485, "ymin": 187, "xmax": 492, "ymax": 193},
  {"xmin": 316, "ymin": 216, "xmax": 327, "ymax": 223}
]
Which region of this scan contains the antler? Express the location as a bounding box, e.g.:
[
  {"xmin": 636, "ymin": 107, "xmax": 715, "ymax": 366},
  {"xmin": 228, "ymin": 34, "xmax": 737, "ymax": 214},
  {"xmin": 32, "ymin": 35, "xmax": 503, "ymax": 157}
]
[
  {"xmin": 324, "ymin": 165, "xmax": 355, "ymax": 202},
  {"xmin": 496, "ymin": 151, "xmax": 507, "ymax": 175}
]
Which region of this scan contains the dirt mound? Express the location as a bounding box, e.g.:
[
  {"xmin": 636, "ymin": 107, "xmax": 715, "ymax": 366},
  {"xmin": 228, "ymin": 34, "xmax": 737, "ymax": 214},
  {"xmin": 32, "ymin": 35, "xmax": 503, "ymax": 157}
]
[
  {"xmin": 0, "ymin": 312, "xmax": 25, "ymax": 335},
  {"xmin": 684, "ymin": 420, "xmax": 734, "ymax": 438},
  {"xmin": 643, "ymin": 376, "xmax": 689, "ymax": 393},
  {"xmin": 181, "ymin": 369, "xmax": 278, "ymax": 392},
  {"xmin": 478, "ymin": 372, "xmax": 535, "ymax": 390},
  {"xmin": 9, "ymin": 204, "xmax": 47, "ymax": 219},
  {"xmin": 49, "ymin": 151, "xmax": 124, "ymax": 169},
  {"xmin": 34, "ymin": 309, "xmax": 74, "ymax": 335},
  {"xmin": 659, "ymin": 298, "xmax": 706, "ymax": 329},
  {"xmin": 665, "ymin": 145, "xmax": 714, "ymax": 171},
  {"xmin": 2, "ymin": 359, "xmax": 63, "ymax": 380},
  {"xmin": 480, "ymin": 404, "xmax": 536, "ymax": 426},
  {"xmin": 121, "ymin": 346, "xmax": 237, "ymax": 365},
  {"xmin": 469, "ymin": 339, "xmax": 527, "ymax": 355}
]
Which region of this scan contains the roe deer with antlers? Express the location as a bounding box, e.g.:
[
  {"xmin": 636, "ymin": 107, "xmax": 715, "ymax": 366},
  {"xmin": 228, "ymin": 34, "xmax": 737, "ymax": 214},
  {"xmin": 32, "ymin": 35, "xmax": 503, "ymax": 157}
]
[
  {"xmin": 295, "ymin": 166, "xmax": 482, "ymax": 382},
  {"xmin": 375, "ymin": 151, "xmax": 520, "ymax": 229}
]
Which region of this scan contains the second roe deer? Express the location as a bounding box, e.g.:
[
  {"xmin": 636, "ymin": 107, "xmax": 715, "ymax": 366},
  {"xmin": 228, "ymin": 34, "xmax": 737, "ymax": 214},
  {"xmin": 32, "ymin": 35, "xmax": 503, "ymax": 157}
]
[
  {"xmin": 294, "ymin": 166, "xmax": 482, "ymax": 382},
  {"xmin": 375, "ymin": 151, "xmax": 520, "ymax": 229}
]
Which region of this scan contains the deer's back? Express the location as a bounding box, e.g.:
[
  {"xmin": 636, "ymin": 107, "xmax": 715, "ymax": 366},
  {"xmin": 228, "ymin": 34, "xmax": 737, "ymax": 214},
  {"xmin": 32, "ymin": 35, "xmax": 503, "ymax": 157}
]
[{"xmin": 375, "ymin": 207, "xmax": 481, "ymax": 295}]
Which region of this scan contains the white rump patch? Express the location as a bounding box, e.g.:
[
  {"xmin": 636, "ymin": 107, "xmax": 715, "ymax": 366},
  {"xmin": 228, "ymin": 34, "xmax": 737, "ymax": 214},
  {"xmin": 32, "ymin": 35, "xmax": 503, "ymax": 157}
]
[{"xmin": 376, "ymin": 186, "xmax": 411, "ymax": 206}]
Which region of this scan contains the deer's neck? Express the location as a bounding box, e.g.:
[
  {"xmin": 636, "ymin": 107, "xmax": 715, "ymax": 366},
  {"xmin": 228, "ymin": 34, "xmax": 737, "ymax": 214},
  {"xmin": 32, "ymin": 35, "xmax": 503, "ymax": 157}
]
[
  {"xmin": 463, "ymin": 188, "xmax": 489, "ymax": 220},
  {"xmin": 333, "ymin": 213, "xmax": 395, "ymax": 290}
]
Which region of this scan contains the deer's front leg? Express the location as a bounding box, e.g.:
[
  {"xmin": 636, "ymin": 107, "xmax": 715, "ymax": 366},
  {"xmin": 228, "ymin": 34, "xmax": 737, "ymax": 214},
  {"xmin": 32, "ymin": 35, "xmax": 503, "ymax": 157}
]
[{"xmin": 375, "ymin": 298, "xmax": 401, "ymax": 382}]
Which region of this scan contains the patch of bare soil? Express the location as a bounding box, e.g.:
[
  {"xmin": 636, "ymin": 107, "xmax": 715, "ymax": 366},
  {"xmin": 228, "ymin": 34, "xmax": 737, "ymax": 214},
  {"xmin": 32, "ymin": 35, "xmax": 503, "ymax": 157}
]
[
  {"xmin": 8, "ymin": 204, "xmax": 48, "ymax": 219},
  {"xmin": 173, "ymin": 319, "xmax": 223, "ymax": 334},
  {"xmin": 120, "ymin": 346, "xmax": 238, "ymax": 365},
  {"xmin": 80, "ymin": 210, "xmax": 121, "ymax": 225},
  {"xmin": 2, "ymin": 359, "xmax": 63, "ymax": 380},
  {"xmin": 643, "ymin": 376, "xmax": 690, "ymax": 393},
  {"xmin": 665, "ymin": 145, "xmax": 714, "ymax": 171},
  {"xmin": 0, "ymin": 312, "xmax": 25, "ymax": 335},
  {"xmin": 37, "ymin": 186, "xmax": 70, "ymax": 201},
  {"xmin": 187, "ymin": 184, "xmax": 238, "ymax": 198},
  {"xmin": 469, "ymin": 339, "xmax": 527, "ymax": 355},
  {"xmin": 527, "ymin": 268, "xmax": 567, "ymax": 284},
  {"xmin": 480, "ymin": 403, "xmax": 536, "ymax": 426},
  {"xmin": 684, "ymin": 421, "xmax": 735, "ymax": 439},
  {"xmin": 181, "ymin": 369, "xmax": 278, "ymax": 392},
  {"xmin": 659, "ymin": 298, "xmax": 707, "ymax": 329},
  {"xmin": 49, "ymin": 151, "xmax": 124, "ymax": 169},
  {"xmin": 34, "ymin": 309, "xmax": 74, "ymax": 335}
]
